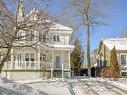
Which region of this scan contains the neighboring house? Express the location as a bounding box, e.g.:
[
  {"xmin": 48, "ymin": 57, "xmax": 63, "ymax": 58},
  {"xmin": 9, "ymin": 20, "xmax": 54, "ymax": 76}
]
[
  {"xmin": 97, "ymin": 38, "xmax": 127, "ymax": 77},
  {"xmin": 1, "ymin": 4, "xmax": 74, "ymax": 80}
]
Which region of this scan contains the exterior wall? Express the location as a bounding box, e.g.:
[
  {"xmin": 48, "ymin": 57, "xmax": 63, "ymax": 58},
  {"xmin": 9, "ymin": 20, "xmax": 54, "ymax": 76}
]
[
  {"xmin": 48, "ymin": 30, "xmax": 71, "ymax": 45},
  {"xmin": 1, "ymin": 71, "xmax": 42, "ymax": 80},
  {"xmin": 98, "ymin": 43, "xmax": 111, "ymax": 66},
  {"xmin": 17, "ymin": 28, "xmax": 71, "ymax": 46}
]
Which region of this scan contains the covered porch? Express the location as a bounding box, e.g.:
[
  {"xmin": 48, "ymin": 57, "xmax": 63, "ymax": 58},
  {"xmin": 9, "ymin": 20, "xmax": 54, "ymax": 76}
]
[{"xmin": 2, "ymin": 47, "xmax": 71, "ymax": 79}]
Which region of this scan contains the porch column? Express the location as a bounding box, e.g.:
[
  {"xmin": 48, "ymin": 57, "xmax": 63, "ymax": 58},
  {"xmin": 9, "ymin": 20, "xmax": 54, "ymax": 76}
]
[
  {"xmin": 68, "ymin": 51, "xmax": 71, "ymax": 79},
  {"xmin": 62, "ymin": 51, "xmax": 64, "ymax": 79},
  {"xmin": 38, "ymin": 47, "xmax": 40, "ymax": 69},
  {"xmin": 10, "ymin": 48, "xmax": 14, "ymax": 69},
  {"xmin": 51, "ymin": 51, "xmax": 54, "ymax": 78}
]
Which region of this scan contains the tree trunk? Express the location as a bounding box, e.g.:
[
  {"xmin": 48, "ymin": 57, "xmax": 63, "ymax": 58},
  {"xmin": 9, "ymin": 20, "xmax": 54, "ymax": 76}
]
[
  {"xmin": 86, "ymin": 14, "xmax": 91, "ymax": 77},
  {"xmin": 0, "ymin": 47, "xmax": 11, "ymax": 73},
  {"xmin": 0, "ymin": 25, "xmax": 16, "ymax": 74}
]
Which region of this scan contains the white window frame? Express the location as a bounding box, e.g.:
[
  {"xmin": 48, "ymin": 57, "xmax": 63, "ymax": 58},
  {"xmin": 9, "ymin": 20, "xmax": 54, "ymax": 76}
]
[
  {"xmin": 120, "ymin": 53, "xmax": 127, "ymax": 66},
  {"xmin": 30, "ymin": 53, "xmax": 35, "ymax": 61},
  {"xmin": 53, "ymin": 34, "xmax": 60, "ymax": 42},
  {"xmin": 25, "ymin": 53, "xmax": 29, "ymax": 61},
  {"xmin": 25, "ymin": 53, "xmax": 35, "ymax": 61}
]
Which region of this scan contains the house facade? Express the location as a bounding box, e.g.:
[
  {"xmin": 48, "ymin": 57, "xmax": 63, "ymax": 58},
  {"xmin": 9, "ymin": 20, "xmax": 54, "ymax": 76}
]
[
  {"xmin": 1, "ymin": 2, "xmax": 74, "ymax": 80},
  {"xmin": 1, "ymin": 23, "xmax": 74, "ymax": 80},
  {"xmin": 97, "ymin": 38, "xmax": 127, "ymax": 77}
]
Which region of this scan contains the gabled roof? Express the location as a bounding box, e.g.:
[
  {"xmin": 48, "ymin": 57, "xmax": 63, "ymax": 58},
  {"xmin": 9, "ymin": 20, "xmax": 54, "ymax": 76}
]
[
  {"xmin": 102, "ymin": 38, "xmax": 127, "ymax": 51},
  {"xmin": 50, "ymin": 23, "xmax": 73, "ymax": 31}
]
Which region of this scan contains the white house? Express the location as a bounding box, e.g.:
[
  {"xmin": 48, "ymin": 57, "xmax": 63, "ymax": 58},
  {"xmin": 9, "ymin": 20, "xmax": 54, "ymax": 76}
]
[
  {"xmin": 1, "ymin": 2, "xmax": 74, "ymax": 80},
  {"xmin": 1, "ymin": 23, "xmax": 74, "ymax": 80}
]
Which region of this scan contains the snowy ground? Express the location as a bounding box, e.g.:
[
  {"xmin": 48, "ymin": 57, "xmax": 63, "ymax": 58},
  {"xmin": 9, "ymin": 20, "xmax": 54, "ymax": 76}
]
[
  {"xmin": 0, "ymin": 76, "xmax": 127, "ymax": 95},
  {"xmin": 72, "ymin": 78, "xmax": 127, "ymax": 95},
  {"xmin": 0, "ymin": 76, "xmax": 49, "ymax": 95}
]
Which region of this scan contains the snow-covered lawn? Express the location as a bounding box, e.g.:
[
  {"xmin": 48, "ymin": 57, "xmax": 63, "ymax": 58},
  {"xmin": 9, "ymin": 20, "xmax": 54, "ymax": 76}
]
[
  {"xmin": 0, "ymin": 76, "xmax": 127, "ymax": 95},
  {"xmin": 0, "ymin": 76, "xmax": 72, "ymax": 95},
  {"xmin": 24, "ymin": 79, "xmax": 72, "ymax": 95},
  {"xmin": 0, "ymin": 76, "xmax": 48, "ymax": 95},
  {"xmin": 98, "ymin": 78, "xmax": 127, "ymax": 91}
]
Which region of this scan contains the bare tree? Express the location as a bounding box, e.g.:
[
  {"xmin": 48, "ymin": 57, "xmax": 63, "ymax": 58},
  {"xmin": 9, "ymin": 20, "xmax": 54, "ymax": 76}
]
[
  {"xmin": 62, "ymin": 0, "xmax": 112, "ymax": 77},
  {"xmin": 0, "ymin": 0, "xmax": 54, "ymax": 73}
]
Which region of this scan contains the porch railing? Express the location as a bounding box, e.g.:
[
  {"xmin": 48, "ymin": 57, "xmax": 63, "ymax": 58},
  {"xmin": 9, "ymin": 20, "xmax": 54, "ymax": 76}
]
[
  {"xmin": 2, "ymin": 61, "xmax": 48, "ymax": 70},
  {"xmin": 2, "ymin": 61, "xmax": 70, "ymax": 70}
]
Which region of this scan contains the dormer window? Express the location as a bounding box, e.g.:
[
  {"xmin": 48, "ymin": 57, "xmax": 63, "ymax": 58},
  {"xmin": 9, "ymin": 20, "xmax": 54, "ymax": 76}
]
[{"xmin": 53, "ymin": 35, "xmax": 59, "ymax": 42}]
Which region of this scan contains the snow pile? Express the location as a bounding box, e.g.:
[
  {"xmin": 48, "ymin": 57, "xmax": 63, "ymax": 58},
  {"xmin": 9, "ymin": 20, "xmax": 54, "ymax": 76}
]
[
  {"xmin": 0, "ymin": 86, "xmax": 23, "ymax": 95},
  {"xmin": 107, "ymin": 78, "xmax": 127, "ymax": 90},
  {"xmin": 0, "ymin": 76, "xmax": 47, "ymax": 95},
  {"xmin": 72, "ymin": 78, "xmax": 127, "ymax": 95},
  {"xmin": 97, "ymin": 78, "xmax": 127, "ymax": 90},
  {"xmin": 71, "ymin": 79, "xmax": 84, "ymax": 95}
]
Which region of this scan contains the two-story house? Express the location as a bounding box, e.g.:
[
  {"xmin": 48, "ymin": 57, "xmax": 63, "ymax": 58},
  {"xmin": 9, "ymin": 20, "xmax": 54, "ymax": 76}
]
[
  {"xmin": 97, "ymin": 38, "xmax": 127, "ymax": 77},
  {"xmin": 1, "ymin": 3, "xmax": 74, "ymax": 80}
]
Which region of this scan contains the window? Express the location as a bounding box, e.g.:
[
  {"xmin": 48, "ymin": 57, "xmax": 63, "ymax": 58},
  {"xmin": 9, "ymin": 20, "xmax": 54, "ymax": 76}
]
[
  {"xmin": 57, "ymin": 35, "xmax": 59, "ymax": 41},
  {"xmin": 17, "ymin": 53, "xmax": 22, "ymax": 61},
  {"xmin": 53, "ymin": 35, "xmax": 59, "ymax": 42},
  {"xmin": 17, "ymin": 53, "xmax": 22, "ymax": 67},
  {"xmin": 30, "ymin": 53, "xmax": 34, "ymax": 61},
  {"xmin": 40, "ymin": 54, "xmax": 43, "ymax": 61},
  {"xmin": 55, "ymin": 56, "xmax": 60, "ymax": 68},
  {"xmin": 121, "ymin": 72, "xmax": 127, "ymax": 76},
  {"xmin": 39, "ymin": 32, "xmax": 42, "ymax": 42},
  {"xmin": 25, "ymin": 53, "xmax": 35, "ymax": 61},
  {"xmin": 121, "ymin": 55, "xmax": 126, "ymax": 66},
  {"xmin": 53, "ymin": 35, "xmax": 56, "ymax": 41},
  {"xmin": 25, "ymin": 53, "xmax": 29, "ymax": 61},
  {"xmin": 43, "ymin": 54, "xmax": 46, "ymax": 62},
  {"xmin": 43, "ymin": 35, "xmax": 46, "ymax": 42}
]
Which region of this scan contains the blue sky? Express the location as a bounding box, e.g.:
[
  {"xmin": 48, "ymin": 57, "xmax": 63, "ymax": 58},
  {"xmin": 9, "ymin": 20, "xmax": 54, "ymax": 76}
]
[
  {"xmin": 47, "ymin": 0, "xmax": 127, "ymax": 50},
  {"xmin": 89, "ymin": 0, "xmax": 127, "ymax": 50}
]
